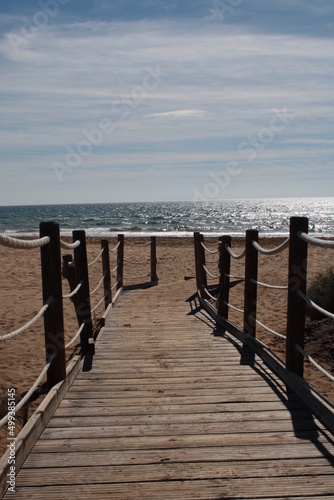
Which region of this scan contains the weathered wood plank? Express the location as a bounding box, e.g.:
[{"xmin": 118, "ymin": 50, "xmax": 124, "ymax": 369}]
[
  {"xmin": 7, "ymin": 476, "xmax": 334, "ymax": 500},
  {"xmin": 16, "ymin": 459, "xmax": 334, "ymax": 487},
  {"xmin": 23, "ymin": 443, "xmax": 334, "ymax": 468},
  {"xmin": 31, "ymin": 430, "xmax": 333, "ymax": 453}
]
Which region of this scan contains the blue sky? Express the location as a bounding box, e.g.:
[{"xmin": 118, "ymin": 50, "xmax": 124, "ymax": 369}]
[{"xmin": 0, "ymin": 0, "xmax": 333, "ymax": 205}]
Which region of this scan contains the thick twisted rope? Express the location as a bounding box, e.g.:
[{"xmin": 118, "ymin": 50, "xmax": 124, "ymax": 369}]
[
  {"xmin": 203, "ymin": 264, "xmax": 220, "ymax": 280},
  {"xmin": 254, "ymin": 317, "xmax": 287, "ymax": 339},
  {"xmin": 224, "ymin": 301, "xmax": 244, "ymax": 314},
  {"xmin": 63, "ymin": 282, "xmax": 82, "ymax": 299},
  {"xmin": 296, "ymin": 344, "xmax": 334, "ymax": 382},
  {"xmin": 60, "ymin": 239, "xmax": 81, "ymax": 250},
  {"xmin": 110, "ymin": 241, "xmax": 120, "ymax": 252},
  {"xmin": 88, "ymin": 248, "xmax": 104, "ymax": 268},
  {"xmin": 252, "ymin": 237, "xmax": 290, "ymax": 255},
  {"xmin": 225, "ymin": 273, "xmax": 245, "ymax": 280},
  {"xmin": 110, "ymin": 281, "xmax": 119, "ymax": 292},
  {"xmin": 91, "ymin": 294, "xmax": 107, "ymax": 314},
  {"xmin": 225, "ymin": 245, "xmax": 246, "ymax": 260},
  {"xmin": 90, "ymin": 273, "xmax": 106, "ymax": 296},
  {"xmin": 297, "ymin": 290, "xmax": 334, "ymax": 320},
  {"xmin": 65, "ymin": 323, "xmax": 85, "ymax": 349},
  {"xmin": 0, "ymin": 233, "xmax": 50, "ymax": 249},
  {"xmin": 251, "ymin": 278, "xmax": 288, "ymax": 290},
  {"xmin": 201, "ymin": 242, "xmax": 219, "ymax": 255},
  {"xmin": 298, "ymin": 232, "xmax": 334, "ymax": 249},
  {"xmin": 0, "ymin": 297, "xmax": 53, "ymax": 341},
  {"xmin": 203, "ymin": 287, "xmax": 218, "ymax": 302},
  {"xmin": 110, "ymin": 261, "xmax": 119, "ymax": 273},
  {"xmin": 0, "ymin": 353, "xmax": 56, "ymax": 429}
]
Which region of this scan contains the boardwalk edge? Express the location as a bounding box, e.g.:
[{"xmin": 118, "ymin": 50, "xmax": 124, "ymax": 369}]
[{"xmin": 0, "ymin": 355, "xmax": 81, "ymax": 498}]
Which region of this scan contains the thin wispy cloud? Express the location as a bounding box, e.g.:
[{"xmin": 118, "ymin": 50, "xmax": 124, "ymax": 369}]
[{"xmin": 145, "ymin": 109, "xmax": 206, "ymax": 119}]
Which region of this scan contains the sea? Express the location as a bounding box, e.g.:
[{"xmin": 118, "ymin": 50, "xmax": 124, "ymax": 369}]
[{"xmin": 0, "ymin": 198, "xmax": 333, "ymax": 238}]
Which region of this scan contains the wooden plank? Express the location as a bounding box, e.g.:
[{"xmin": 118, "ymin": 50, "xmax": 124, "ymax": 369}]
[
  {"xmin": 16, "ymin": 459, "xmax": 334, "ymax": 487},
  {"xmin": 53, "ymin": 399, "xmax": 307, "ymax": 417},
  {"xmin": 7, "ymin": 476, "xmax": 334, "ymax": 500},
  {"xmin": 31, "ymin": 430, "xmax": 332, "ymax": 453},
  {"xmin": 46, "ymin": 408, "xmax": 315, "ymax": 428},
  {"xmin": 24, "ymin": 443, "xmax": 334, "ymax": 468},
  {"xmin": 39, "ymin": 418, "xmax": 325, "ymax": 440}
]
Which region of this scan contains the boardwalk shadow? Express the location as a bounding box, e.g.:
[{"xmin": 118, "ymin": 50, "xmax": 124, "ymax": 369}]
[{"xmin": 186, "ymin": 294, "xmax": 334, "ymax": 464}]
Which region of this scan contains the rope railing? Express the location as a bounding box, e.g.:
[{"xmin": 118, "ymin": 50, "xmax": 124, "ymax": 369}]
[
  {"xmin": 65, "ymin": 323, "xmax": 85, "ymax": 349},
  {"xmin": 295, "ymin": 344, "xmax": 334, "ymax": 383},
  {"xmin": 88, "ymin": 247, "xmax": 104, "ymax": 268},
  {"xmin": 90, "ymin": 272, "xmax": 106, "ymax": 297},
  {"xmin": 0, "ymin": 353, "xmax": 55, "ymax": 429},
  {"xmin": 203, "ymin": 287, "xmax": 218, "ymax": 302},
  {"xmin": 254, "ymin": 317, "xmax": 287, "ymax": 340},
  {"xmin": 63, "ymin": 282, "xmax": 82, "ymax": 299},
  {"xmin": 110, "ymin": 241, "xmax": 120, "ymax": 252},
  {"xmin": 194, "ymin": 216, "xmax": 334, "ymax": 392},
  {"xmin": 203, "ymin": 264, "xmax": 220, "ymax": 280},
  {"xmin": 297, "ymin": 290, "xmax": 334, "ymax": 320},
  {"xmin": 224, "ymin": 301, "xmax": 244, "ymax": 315},
  {"xmin": 0, "ymin": 297, "xmax": 53, "ymax": 341},
  {"xmin": 111, "ymin": 281, "xmax": 119, "ymax": 292},
  {"xmin": 91, "ymin": 294, "xmax": 107, "ymax": 314},
  {"xmin": 117, "ymin": 235, "xmax": 158, "ymax": 287},
  {"xmin": 251, "ymin": 278, "xmax": 288, "ymax": 290},
  {"xmin": 298, "ymin": 232, "xmax": 334, "ymax": 249},
  {"xmin": 110, "ymin": 261, "xmax": 119, "ymax": 273},
  {"xmin": 225, "ymin": 273, "xmax": 245, "ymax": 280},
  {"xmin": 225, "ymin": 245, "xmax": 246, "ymax": 260},
  {"xmin": 200, "ymin": 241, "xmax": 219, "ymax": 254},
  {"xmin": 252, "ymin": 237, "xmax": 290, "ymax": 255},
  {"xmin": 60, "ymin": 239, "xmax": 81, "ymax": 250},
  {"xmin": 0, "ymin": 233, "xmax": 50, "ymax": 249}
]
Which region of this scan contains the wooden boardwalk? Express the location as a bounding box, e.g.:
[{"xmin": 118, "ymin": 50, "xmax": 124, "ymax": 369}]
[{"xmin": 7, "ymin": 285, "xmax": 334, "ymax": 499}]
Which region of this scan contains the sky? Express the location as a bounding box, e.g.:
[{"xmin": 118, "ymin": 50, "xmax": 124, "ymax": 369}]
[{"xmin": 0, "ymin": 0, "xmax": 333, "ymax": 205}]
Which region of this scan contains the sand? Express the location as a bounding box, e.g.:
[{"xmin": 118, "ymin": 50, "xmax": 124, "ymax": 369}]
[{"xmin": 0, "ymin": 235, "xmax": 333, "ymax": 456}]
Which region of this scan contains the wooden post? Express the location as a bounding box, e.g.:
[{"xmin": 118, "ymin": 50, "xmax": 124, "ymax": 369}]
[
  {"xmin": 62, "ymin": 254, "xmax": 80, "ymax": 326},
  {"xmin": 244, "ymin": 229, "xmax": 259, "ymax": 337},
  {"xmin": 198, "ymin": 233, "xmax": 208, "ymax": 299},
  {"xmin": 117, "ymin": 234, "xmax": 124, "ymax": 290},
  {"xmin": 217, "ymin": 236, "xmax": 231, "ymax": 318},
  {"xmin": 40, "ymin": 221, "xmax": 66, "ymax": 386},
  {"xmin": 150, "ymin": 236, "xmax": 158, "ymax": 283},
  {"xmin": 286, "ymin": 216, "xmax": 308, "ymax": 377},
  {"xmin": 194, "ymin": 232, "xmax": 201, "ymax": 292},
  {"xmin": 73, "ymin": 230, "xmax": 93, "ymax": 356},
  {"xmin": 101, "ymin": 239, "xmax": 111, "ymax": 309}
]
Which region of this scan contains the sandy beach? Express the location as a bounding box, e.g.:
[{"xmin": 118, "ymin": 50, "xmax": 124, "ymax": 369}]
[{"xmin": 0, "ymin": 235, "xmax": 333, "ymax": 456}]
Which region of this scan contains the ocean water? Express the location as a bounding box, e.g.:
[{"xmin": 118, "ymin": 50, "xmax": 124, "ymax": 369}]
[{"xmin": 0, "ymin": 198, "xmax": 333, "ymax": 238}]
